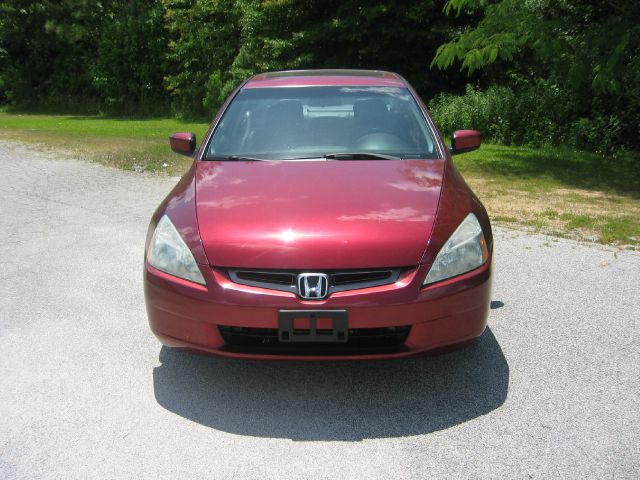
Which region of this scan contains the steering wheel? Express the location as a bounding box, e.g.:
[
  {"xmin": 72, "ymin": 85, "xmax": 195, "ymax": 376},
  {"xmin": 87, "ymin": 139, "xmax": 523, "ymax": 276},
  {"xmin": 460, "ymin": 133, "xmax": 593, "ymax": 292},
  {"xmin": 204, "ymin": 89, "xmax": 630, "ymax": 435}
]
[
  {"xmin": 355, "ymin": 127, "xmax": 390, "ymax": 140},
  {"xmin": 352, "ymin": 130, "xmax": 408, "ymax": 151}
]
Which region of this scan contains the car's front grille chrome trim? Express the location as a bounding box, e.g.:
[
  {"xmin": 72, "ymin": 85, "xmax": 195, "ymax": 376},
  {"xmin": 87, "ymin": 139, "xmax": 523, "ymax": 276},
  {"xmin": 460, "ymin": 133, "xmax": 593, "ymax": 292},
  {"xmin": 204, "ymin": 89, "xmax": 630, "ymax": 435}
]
[{"xmin": 226, "ymin": 268, "xmax": 403, "ymax": 296}]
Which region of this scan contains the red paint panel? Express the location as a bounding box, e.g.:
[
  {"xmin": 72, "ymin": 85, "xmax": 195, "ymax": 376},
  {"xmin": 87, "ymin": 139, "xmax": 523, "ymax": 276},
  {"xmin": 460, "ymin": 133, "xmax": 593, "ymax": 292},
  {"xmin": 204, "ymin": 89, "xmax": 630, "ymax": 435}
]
[
  {"xmin": 170, "ymin": 132, "xmax": 195, "ymax": 156},
  {"xmin": 316, "ymin": 317, "xmax": 333, "ymax": 330},
  {"xmin": 452, "ymin": 130, "xmax": 481, "ymax": 152},
  {"xmin": 144, "ymin": 258, "xmax": 491, "ymax": 360},
  {"xmin": 195, "ymin": 159, "xmax": 445, "ymax": 269},
  {"xmin": 293, "ymin": 317, "xmax": 311, "ymax": 330}
]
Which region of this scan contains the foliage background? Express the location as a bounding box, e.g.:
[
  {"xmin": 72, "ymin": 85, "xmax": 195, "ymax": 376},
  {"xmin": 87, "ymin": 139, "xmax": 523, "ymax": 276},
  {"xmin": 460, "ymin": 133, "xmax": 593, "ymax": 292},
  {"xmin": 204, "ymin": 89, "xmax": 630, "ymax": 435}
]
[{"xmin": 0, "ymin": 0, "xmax": 638, "ymax": 153}]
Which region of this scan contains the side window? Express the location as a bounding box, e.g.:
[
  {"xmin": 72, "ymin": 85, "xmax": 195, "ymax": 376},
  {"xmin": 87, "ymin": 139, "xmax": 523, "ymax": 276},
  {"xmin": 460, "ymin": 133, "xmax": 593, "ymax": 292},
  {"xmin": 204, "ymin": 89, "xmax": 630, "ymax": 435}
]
[{"xmin": 210, "ymin": 107, "xmax": 242, "ymax": 154}]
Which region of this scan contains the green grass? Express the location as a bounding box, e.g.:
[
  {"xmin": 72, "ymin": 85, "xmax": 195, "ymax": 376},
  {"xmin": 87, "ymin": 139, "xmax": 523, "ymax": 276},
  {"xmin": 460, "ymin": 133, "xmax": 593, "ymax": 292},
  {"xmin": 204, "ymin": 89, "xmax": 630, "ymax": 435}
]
[
  {"xmin": 0, "ymin": 112, "xmax": 209, "ymax": 140},
  {"xmin": 456, "ymin": 143, "xmax": 640, "ymax": 198},
  {"xmin": 455, "ymin": 144, "xmax": 640, "ymax": 246},
  {"xmin": 0, "ymin": 112, "xmax": 209, "ymax": 174},
  {"xmin": 1, "ymin": 112, "xmax": 639, "ymax": 247}
]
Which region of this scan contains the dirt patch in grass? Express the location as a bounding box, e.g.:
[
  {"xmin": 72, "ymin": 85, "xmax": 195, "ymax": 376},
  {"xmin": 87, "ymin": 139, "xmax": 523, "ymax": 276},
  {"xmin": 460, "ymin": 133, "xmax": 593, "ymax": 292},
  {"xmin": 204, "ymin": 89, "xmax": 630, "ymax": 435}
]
[
  {"xmin": 0, "ymin": 129, "xmax": 192, "ymax": 175},
  {"xmin": 467, "ymin": 178, "xmax": 640, "ymax": 248}
]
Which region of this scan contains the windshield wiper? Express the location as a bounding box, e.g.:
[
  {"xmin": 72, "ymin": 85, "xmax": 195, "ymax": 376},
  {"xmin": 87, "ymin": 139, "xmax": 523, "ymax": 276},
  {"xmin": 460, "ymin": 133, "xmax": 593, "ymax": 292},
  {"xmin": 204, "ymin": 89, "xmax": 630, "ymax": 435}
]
[
  {"xmin": 323, "ymin": 152, "xmax": 401, "ymax": 160},
  {"xmin": 210, "ymin": 153, "xmax": 402, "ymax": 161},
  {"xmin": 207, "ymin": 155, "xmax": 267, "ymax": 161}
]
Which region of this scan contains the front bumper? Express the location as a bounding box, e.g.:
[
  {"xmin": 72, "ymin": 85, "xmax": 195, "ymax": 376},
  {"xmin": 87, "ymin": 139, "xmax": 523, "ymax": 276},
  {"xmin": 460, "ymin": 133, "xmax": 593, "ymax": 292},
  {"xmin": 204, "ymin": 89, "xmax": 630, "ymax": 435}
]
[{"xmin": 144, "ymin": 260, "xmax": 492, "ymax": 360}]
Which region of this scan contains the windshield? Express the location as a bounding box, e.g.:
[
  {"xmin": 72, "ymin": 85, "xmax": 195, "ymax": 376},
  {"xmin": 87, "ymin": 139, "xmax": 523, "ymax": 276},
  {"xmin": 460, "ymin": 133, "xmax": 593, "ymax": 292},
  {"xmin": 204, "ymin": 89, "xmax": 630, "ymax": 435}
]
[{"xmin": 205, "ymin": 86, "xmax": 439, "ymax": 160}]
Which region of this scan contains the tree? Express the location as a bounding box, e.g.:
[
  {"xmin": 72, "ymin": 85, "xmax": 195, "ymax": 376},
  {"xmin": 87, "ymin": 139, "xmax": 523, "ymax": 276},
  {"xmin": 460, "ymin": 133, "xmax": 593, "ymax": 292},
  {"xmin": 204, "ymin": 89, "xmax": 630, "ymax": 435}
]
[
  {"xmin": 431, "ymin": 0, "xmax": 640, "ymax": 151},
  {"xmin": 433, "ymin": 0, "xmax": 639, "ymax": 92},
  {"xmin": 0, "ymin": 0, "xmax": 106, "ymax": 110},
  {"xmin": 163, "ymin": 0, "xmax": 241, "ymax": 118},
  {"xmin": 224, "ymin": 0, "xmax": 472, "ymax": 101},
  {"xmin": 92, "ymin": 0, "xmax": 169, "ymax": 114}
]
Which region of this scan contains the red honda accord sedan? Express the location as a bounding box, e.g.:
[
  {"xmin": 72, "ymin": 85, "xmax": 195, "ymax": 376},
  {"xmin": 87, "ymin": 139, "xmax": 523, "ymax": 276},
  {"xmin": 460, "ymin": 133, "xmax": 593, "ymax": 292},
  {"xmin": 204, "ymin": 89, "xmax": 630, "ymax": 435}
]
[{"xmin": 144, "ymin": 69, "xmax": 492, "ymax": 360}]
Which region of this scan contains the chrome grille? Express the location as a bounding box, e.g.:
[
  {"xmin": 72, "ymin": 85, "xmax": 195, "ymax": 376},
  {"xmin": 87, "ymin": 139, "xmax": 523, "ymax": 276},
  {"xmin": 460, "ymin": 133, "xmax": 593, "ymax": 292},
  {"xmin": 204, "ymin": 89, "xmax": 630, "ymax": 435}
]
[{"xmin": 226, "ymin": 268, "xmax": 402, "ymax": 296}]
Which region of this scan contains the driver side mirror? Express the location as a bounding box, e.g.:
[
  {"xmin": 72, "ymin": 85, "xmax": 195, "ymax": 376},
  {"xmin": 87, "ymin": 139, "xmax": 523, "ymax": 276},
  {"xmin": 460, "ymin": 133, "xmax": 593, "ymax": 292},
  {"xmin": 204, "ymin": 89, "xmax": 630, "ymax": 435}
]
[
  {"xmin": 169, "ymin": 132, "xmax": 196, "ymax": 156},
  {"xmin": 451, "ymin": 130, "xmax": 481, "ymax": 155}
]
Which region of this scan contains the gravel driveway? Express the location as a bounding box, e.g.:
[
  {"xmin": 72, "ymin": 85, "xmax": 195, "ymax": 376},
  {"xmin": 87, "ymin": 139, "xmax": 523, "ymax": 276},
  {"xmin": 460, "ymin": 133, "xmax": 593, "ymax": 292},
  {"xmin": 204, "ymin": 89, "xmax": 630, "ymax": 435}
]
[{"xmin": 1, "ymin": 142, "xmax": 638, "ymax": 479}]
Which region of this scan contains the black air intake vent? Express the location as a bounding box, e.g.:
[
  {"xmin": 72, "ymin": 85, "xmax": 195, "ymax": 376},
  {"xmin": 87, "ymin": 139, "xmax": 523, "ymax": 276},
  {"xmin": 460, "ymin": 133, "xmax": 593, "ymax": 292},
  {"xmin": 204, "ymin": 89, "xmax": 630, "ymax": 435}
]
[
  {"xmin": 235, "ymin": 271, "xmax": 296, "ymax": 286},
  {"xmin": 219, "ymin": 325, "xmax": 411, "ymax": 356},
  {"xmin": 331, "ymin": 270, "xmax": 393, "ymax": 286}
]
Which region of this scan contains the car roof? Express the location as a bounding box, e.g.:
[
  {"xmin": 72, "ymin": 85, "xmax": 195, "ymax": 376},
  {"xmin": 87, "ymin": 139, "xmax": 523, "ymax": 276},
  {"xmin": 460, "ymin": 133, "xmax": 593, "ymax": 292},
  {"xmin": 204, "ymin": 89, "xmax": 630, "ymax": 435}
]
[{"xmin": 244, "ymin": 69, "xmax": 407, "ymax": 89}]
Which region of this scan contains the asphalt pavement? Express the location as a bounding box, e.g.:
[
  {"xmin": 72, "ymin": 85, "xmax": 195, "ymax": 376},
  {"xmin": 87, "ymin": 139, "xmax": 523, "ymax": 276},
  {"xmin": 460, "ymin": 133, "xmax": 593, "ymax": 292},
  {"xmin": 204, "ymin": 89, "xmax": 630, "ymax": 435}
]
[{"xmin": 1, "ymin": 141, "xmax": 638, "ymax": 479}]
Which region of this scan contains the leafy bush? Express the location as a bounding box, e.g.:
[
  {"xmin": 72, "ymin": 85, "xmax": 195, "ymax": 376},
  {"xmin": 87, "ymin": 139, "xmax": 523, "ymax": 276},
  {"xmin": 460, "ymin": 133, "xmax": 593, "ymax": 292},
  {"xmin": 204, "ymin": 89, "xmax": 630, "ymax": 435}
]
[
  {"xmin": 431, "ymin": 0, "xmax": 640, "ymax": 154},
  {"xmin": 429, "ymin": 84, "xmax": 516, "ymax": 145},
  {"xmin": 91, "ymin": 0, "xmax": 169, "ymax": 116},
  {"xmin": 429, "ymin": 79, "xmax": 639, "ymax": 153},
  {"xmin": 162, "ymin": 0, "xmax": 241, "ymax": 119}
]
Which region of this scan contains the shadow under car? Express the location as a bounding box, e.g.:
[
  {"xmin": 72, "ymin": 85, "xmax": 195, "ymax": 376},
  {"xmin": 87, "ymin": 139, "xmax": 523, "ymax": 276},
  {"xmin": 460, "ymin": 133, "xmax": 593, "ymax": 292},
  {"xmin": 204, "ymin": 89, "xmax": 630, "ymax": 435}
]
[{"xmin": 152, "ymin": 327, "xmax": 508, "ymax": 441}]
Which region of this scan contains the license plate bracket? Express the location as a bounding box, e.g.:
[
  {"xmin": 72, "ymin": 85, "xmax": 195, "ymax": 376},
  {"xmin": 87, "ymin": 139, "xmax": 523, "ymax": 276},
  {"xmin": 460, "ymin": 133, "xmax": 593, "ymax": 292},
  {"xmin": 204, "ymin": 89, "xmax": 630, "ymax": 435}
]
[{"xmin": 278, "ymin": 310, "xmax": 348, "ymax": 343}]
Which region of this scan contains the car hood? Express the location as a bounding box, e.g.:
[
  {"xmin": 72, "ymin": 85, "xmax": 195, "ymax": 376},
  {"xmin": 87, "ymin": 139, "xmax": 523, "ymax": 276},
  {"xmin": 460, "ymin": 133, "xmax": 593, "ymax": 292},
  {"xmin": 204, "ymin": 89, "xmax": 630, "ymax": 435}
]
[{"xmin": 195, "ymin": 159, "xmax": 445, "ymax": 269}]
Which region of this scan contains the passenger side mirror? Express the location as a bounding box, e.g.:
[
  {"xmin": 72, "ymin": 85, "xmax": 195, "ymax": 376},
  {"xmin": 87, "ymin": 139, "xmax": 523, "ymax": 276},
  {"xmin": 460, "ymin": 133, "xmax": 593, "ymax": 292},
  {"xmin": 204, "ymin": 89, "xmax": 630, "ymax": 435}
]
[
  {"xmin": 451, "ymin": 130, "xmax": 481, "ymax": 155},
  {"xmin": 169, "ymin": 132, "xmax": 196, "ymax": 156}
]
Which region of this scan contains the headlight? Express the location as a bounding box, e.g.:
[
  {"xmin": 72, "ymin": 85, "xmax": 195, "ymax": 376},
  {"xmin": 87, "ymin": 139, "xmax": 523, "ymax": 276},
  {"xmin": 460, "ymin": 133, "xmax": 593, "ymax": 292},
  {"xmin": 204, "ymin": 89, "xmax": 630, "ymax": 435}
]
[
  {"xmin": 147, "ymin": 215, "xmax": 206, "ymax": 285},
  {"xmin": 423, "ymin": 213, "xmax": 488, "ymax": 286}
]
